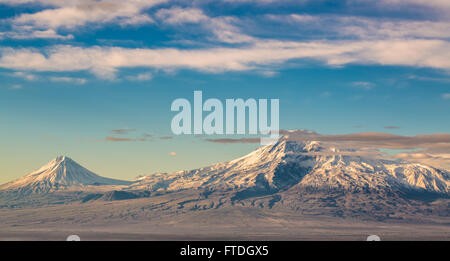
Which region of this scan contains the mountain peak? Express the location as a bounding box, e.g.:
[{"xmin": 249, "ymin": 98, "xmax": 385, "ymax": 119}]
[
  {"xmin": 52, "ymin": 155, "xmax": 77, "ymax": 164},
  {"xmin": 54, "ymin": 155, "xmax": 70, "ymax": 161},
  {"xmin": 0, "ymin": 156, "xmax": 131, "ymax": 194},
  {"xmin": 133, "ymin": 136, "xmax": 449, "ymax": 194}
]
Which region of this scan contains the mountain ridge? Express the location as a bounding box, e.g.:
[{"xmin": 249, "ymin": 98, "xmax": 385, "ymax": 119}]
[
  {"xmin": 1, "ymin": 138, "xmax": 449, "ymax": 196},
  {"xmin": 131, "ymin": 137, "xmax": 449, "ymax": 195},
  {"xmin": 0, "ymin": 136, "xmax": 448, "ymax": 219}
]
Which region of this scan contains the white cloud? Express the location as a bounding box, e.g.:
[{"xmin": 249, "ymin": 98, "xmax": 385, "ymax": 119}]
[
  {"xmin": 0, "ymin": 38, "xmax": 449, "ymax": 78},
  {"xmin": 9, "ymin": 0, "xmax": 166, "ymax": 29},
  {"xmin": 338, "ymin": 18, "xmax": 450, "ymax": 40},
  {"xmin": 395, "ymin": 151, "xmax": 450, "ymax": 170},
  {"xmin": 351, "ymin": 81, "xmax": 375, "ymax": 90},
  {"xmin": 0, "ymin": 1, "xmax": 165, "ymax": 41},
  {"xmin": 0, "ymin": 0, "xmax": 36, "ymax": 3},
  {"xmin": 224, "ymin": 0, "xmax": 450, "ymax": 10},
  {"xmin": 49, "ymin": 76, "xmax": 87, "ymax": 84},
  {"xmin": 126, "ymin": 72, "xmax": 152, "ymax": 81},
  {"xmin": 289, "ymin": 14, "xmax": 319, "ymax": 23},
  {"xmin": 28, "ymin": 29, "xmax": 74, "ymax": 39},
  {"xmin": 12, "ymin": 71, "xmax": 38, "ymax": 81},
  {"xmin": 221, "ymin": 0, "xmax": 292, "ymax": 3},
  {"xmin": 268, "ymin": 14, "xmax": 450, "ymax": 40},
  {"xmin": 207, "ymin": 17, "xmax": 255, "ymax": 43},
  {"xmin": 156, "ymin": 7, "xmax": 208, "ymax": 24},
  {"xmin": 119, "ymin": 14, "xmax": 154, "ymax": 26},
  {"xmin": 259, "ymin": 70, "xmax": 278, "ymax": 77},
  {"xmin": 156, "ymin": 7, "xmax": 255, "ymax": 43},
  {"xmin": 2, "ymin": 28, "xmax": 74, "ymax": 40},
  {"xmin": 442, "ymin": 93, "xmax": 450, "ymax": 100},
  {"xmin": 380, "ymin": 0, "xmax": 450, "ymax": 9}
]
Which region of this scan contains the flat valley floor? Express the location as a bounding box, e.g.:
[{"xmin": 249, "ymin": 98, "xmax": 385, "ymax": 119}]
[{"xmin": 0, "ymin": 199, "xmax": 448, "ymax": 240}]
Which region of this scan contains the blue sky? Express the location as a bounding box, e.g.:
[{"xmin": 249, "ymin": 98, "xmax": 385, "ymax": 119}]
[{"xmin": 0, "ymin": 0, "xmax": 449, "ymax": 183}]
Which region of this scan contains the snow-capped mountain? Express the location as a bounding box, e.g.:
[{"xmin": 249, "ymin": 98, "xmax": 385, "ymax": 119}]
[
  {"xmin": 131, "ymin": 136, "xmax": 449, "ymax": 195},
  {"xmin": 1, "ymin": 136, "xmax": 448, "ymax": 214},
  {"xmin": 0, "ymin": 156, "xmax": 131, "ymax": 196}
]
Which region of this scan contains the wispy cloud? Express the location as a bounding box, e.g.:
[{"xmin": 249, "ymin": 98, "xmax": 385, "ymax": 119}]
[
  {"xmin": 119, "ymin": 14, "xmax": 154, "ymax": 27},
  {"xmin": 10, "ymin": 84, "xmax": 22, "ymax": 90},
  {"xmin": 442, "ymin": 93, "xmax": 450, "ymax": 100},
  {"xmin": 384, "ymin": 126, "xmax": 401, "ymax": 129},
  {"xmin": 156, "ymin": 7, "xmax": 255, "ymax": 44},
  {"xmin": 0, "ymin": 28, "xmax": 74, "ymax": 40},
  {"xmin": 105, "ymin": 136, "xmax": 134, "ymax": 142},
  {"xmin": 351, "ymin": 81, "xmax": 375, "ymax": 90},
  {"xmin": 267, "ymin": 13, "xmax": 450, "ymax": 40},
  {"xmin": 11, "ymin": 71, "xmax": 38, "ymax": 81},
  {"xmin": 6, "ymin": 0, "xmax": 166, "ymax": 30},
  {"xmin": 285, "ymin": 130, "xmax": 450, "ymax": 151},
  {"xmin": 111, "ymin": 129, "xmax": 136, "ymax": 134},
  {"xmin": 156, "ymin": 7, "xmax": 207, "ymax": 24},
  {"xmin": 394, "ymin": 151, "xmax": 450, "ymax": 169},
  {"xmin": 205, "ymin": 138, "xmax": 261, "ymax": 144},
  {"xmin": 1, "ymin": 38, "xmax": 449, "ymax": 79},
  {"xmin": 126, "ymin": 72, "xmax": 152, "ymax": 81},
  {"xmin": 12, "ymin": 72, "xmax": 87, "ymax": 84},
  {"xmin": 0, "ymin": 1, "xmax": 166, "ymax": 41},
  {"xmin": 379, "ymin": 0, "xmax": 450, "ymax": 10},
  {"xmin": 408, "ymin": 74, "xmax": 450, "ymax": 83},
  {"xmin": 206, "ymin": 129, "xmax": 450, "ymax": 151},
  {"xmin": 205, "ymin": 129, "xmax": 450, "ymax": 168},
  {"xmin": 49, "ymin": 76, "xmax": 87, "ymax": 84},
  {"xmin": 88, "ymin": 135, "xmax": 148, "ymax": 142},
  {"xmin": 0, "ymin": 1, "xmax": 449, "ymax": 80}
]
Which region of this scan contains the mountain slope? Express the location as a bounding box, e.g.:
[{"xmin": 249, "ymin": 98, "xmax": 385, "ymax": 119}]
[
  {"xmin": 131, "ymin": 137, "xmax": 449, "ymax": 196},
  {"xmin": 0, "ymin": 137, "xmax": 448, "ymax": 220},
  {"xmin": 0, "ymin": 156, "xmax": 131, "ymax": 196},
  {"xmin": 125, "ymin": 137, "xmax": 448, "ymax": 219}
]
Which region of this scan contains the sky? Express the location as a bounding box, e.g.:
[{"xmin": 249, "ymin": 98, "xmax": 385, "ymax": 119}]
[{"xmin": 0, "ymin": 0, "xmax": 449, "ymax": 183}]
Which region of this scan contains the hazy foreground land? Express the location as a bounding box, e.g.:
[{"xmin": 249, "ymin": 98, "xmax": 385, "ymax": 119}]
[{"xmin": 0, "ymin": 198, "xmax": 448, "ymax": 241}]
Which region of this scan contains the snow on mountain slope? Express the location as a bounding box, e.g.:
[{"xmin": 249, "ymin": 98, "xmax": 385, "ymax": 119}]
[
  {"xmin": 0, "ymin": 156, "xmax": 131, "ymax": 195},
  {"xmin": 129, "ymin": 137, "xmax": 291, "ymax": 192},
  {"xmin": 131, "ymin": 136, "xmax": 449, "ymax": 195},
  {"xmin": 1, "ymin": 135, "xmax": 448, "ymax": 203}
]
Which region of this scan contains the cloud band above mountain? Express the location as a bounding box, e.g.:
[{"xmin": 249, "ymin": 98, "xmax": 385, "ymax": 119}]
[
  {"xmin": 0, "ymin": 39, "xmax": 449, "ymax": 79},
  {"xmin": 205, "ymin": 130, "xmax": 450, "ymax": 169}
]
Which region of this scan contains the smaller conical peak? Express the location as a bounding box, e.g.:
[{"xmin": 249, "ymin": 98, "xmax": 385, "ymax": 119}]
[
  {"xmin": 54, "ymin": 155, "xmax": 72, "ymax": 162},
  {"xmin": 42, "ymin": 156, "xmax": 75, "ymax": 169}
]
